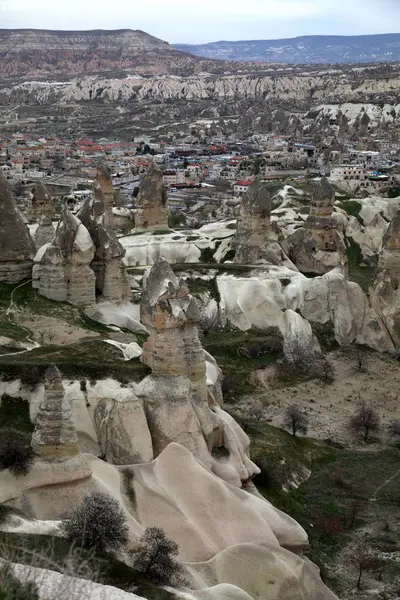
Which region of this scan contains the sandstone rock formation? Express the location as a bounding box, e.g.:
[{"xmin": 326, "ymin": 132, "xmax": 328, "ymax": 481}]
[
  {"xmin": 31, "ymin": 365, "xmax": 80, "ymax": 460},
  {"xmin": 137, "ymin": 257, "xmax": 217, "ymax": 465},
  {"xmin": 0, "ymin": 174, "xmax": 35, "ymax": 283},
  {"xmin": 30, "ymin": 182, "xmax": 55, "ymax": 220},
  {"xmin": 370, "ymin": 210, "xmax": 400, "ymax": 345},
  {"xmin": 32, "ymin": 209, "xmax": 96, "ymax": 307},
  {"xmin": 34, "ymin": 215, "xmax": 55, "ymax": 250},
  {"xmin": 216, "ymin": 267, "xmax": 394, "ymax": 352},
  {"xmin": 78, "ymin": 184, "xmax": 131, "ymax": 304},
  {"xmin": 234, "ymin": 178, "xmax": 295, "ymax": 267},
  {"xmin": 92, "ymin": 257, "xmax": 257, "ymax": 487},
  {"xmin": 285, "ymin": 178, "xmax": 347, "ymax": 275},
  {"xmin": 135, "ymin": 164, "xmax": 169, "ymax": 230},
  {"xmin": 96, "ymin": 164, "xmax": 114, "ymax": 225}
]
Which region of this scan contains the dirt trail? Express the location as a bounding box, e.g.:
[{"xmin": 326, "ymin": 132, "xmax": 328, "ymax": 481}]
[{"xmin": 370, "ymin": 467, "xmax": 400, "ymax": 502}]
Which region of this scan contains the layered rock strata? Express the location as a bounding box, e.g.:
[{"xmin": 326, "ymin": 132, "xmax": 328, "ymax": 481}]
[
  {"xmin": 32, "ymin": 209, "xmax": 96, "ymax": 307},
  {"xmin": 234, "ymin": 178, "xmax": 295, "ymax": 268},
  {"xmin": 285, "ymin": 178, "xmax": 347, "ymax": 275},
  {"xmin": 370, "ymin": 210, "xmax": 400, "ymax": 345},
  {"xmin": 0, "ymin": 174, "xmax": 35, "ymax": 283},
  {"xmin": 135, "ymin": 164, "xmax": 169, "ymax": 230},
  {"xmin": 31, "ymin": 365, "xmax": 80, "ymax": 460},
  {"xmin": 78, "ymin": 184, "xmax": 131, "ymax": 304}
]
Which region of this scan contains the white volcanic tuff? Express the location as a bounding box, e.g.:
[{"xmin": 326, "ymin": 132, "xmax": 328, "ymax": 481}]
[
  {"xmin": 1, "ymin": 68, "xmax": 399, "ymax": 105},
  {"xmin": 217, "ymin": 268, "xmax": 394, "ymax": 352},
  {"xmin": 314, "ymin": 102, "xmax": 400, "ymax": 125}
]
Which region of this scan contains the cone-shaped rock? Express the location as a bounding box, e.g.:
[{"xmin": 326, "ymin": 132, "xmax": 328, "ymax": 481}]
[
  {"xmin": 31, "ymin": 365, "xmax": 80, "ymax": 461},
  {"xmin": 77, "ymin": 184, "xmax": 131, "ymax": 303},
  {"xmin": 31, "ymin": 182, "xmax": 55, "ymax": 219},
  {"xmin": 284, "ymin": 177, "xmax": 347, "ymax": 275},
  {"xmin": 135, "ymin": 164, "xmax": 169, "ymax": 230},
  {"xmin": 32, "ymin": 209, "xmax": 96, "ymax": 307},
  {"xmin": 96, "ymin": 164, "xmax": 114, "ymax": 225},
  {"xmin": 0, "ymin": 174, "xmax": 35, "ymax": 283},
  {"xmin": 34, "ymin": 215, "xmax": 55, "ymax": 250},
  {"xmin": 234, "ymin": 177, "xmax": 294, "ymax": 266}
]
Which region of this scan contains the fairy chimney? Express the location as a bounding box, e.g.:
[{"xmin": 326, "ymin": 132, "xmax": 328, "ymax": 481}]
[
  {"xmin": 32, "ymin": 209, "xmax": 96, "ymax": 307},
  {"xmin": 234, "ymin": 177, "xmax": 294, "ymax": 266},
  {"xmin": 135, "ymin": 164, "xmax": 169, "ymax": 230},
  {"xmin": 31, "ymin": 365, "xmax": 80, "ymax": 460},
  {"xmin": 77, "ymin": 184, "xmax": 131, "ymax": 303},
  {"xmin": 96, "ymin": 164, "xmax": 114, "ymax": 226},
  {"xmin": 0, "ymin": 174, "xmax": 35, "ymax": 283},
  {"xmin": 31, "ymin": 182, "xmax": 55, "ymax": 219},
  {"xmin": 34, "ymin": 215, "xmax": 55, "ymax": 250}
]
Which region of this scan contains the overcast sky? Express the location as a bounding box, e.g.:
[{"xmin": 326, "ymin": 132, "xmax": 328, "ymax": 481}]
[{"xmin": 1, "ymin": 0, "xmax": 399, "ymax": 44}]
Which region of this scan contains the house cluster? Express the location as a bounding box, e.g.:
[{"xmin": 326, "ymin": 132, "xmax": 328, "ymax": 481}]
[{"xmin": 0, "ymin": 130, "xmax": 398, "ymax": 211}]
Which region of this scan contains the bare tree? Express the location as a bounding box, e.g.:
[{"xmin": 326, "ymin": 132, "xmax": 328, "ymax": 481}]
[
  {"xmin": 284, "ymin": 334, "xmax": 317, "ymax": 369},
  {"xmin": 348, "ymin": 542, "xmax": 383, "ymax": 589},
  {"xmin": 249, "ymin": 399, "xmax": 265, "ymax": 422},
  {"xmin": 388, "ymin": 420, "xmax": 400, "ymax": 440},
  {"xmin": 316, "ymin": 354, "xmax": 335, "ymax": 381},
  {"xmin": 281, "ymin": 334, "xmax": 334, "ymax": 382},
  {"xmin": 349, "ymin": 344, "xmax": 368, "ymax": 371},
  {"xmin": 131, "ymin": 527, "xmax": 185, "ymax": 586},
  {"xmin": 349, "ymin": 402, "xmax": 380, "ymax": 442},
  {"xmin": 282, "ymin": 405, "xmax": 309, "ymax": 438},
  {"xmin": 345, "ymin": 498, "xmax": 365, "ymax": 529}
]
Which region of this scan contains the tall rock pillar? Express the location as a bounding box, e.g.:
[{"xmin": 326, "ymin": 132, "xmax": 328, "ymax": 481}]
[{"xmin": 32, "ymin": 365, "xmax": 80, "ymax": 460}]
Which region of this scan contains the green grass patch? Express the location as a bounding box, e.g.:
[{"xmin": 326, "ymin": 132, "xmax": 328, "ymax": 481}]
[
  {"xmin": 243, "ymin": 422, "xmax": 400, "ymax": 593},
  {"xmin": 346, "ymin": 239, "xmax": 375, "ymax": 293},
  {"xmin": 203, "ymin": 328, "xmax": 282, "ymax": 401},
  {"xmin": 0, "ymin": 395, "xmax": 33, "ymax": 433},
  {"xmin": 0, "ymin": 339, "xmax": 150, "ymax": 385},
  {"xmin": 341, "ymin": 200, "xmax": 362, "ymax": 220}
]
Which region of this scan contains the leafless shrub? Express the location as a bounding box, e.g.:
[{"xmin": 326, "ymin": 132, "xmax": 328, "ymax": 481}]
[
  {"xmin": 349, "ymin": 402, "xmax": 381, "ymax": 442},
  {"xmin": 279, "ymin": 334, "xmax": 334, "ymax": 382},
  {"xmin": 282, "ymin": 405, "xmax": 309, "ymax": 437},
  {"xmin": 388, "ymin": 420, "xmax": 400, "ymax": 439},
  {"xmin": 348, "ymin": 542, "xmax": 384, "ymax": 589}
]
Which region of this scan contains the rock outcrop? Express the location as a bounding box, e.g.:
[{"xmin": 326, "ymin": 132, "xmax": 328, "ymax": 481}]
[
  {"xmin": 370, "ymin": 210, "xmax": 400, "ymax": 345},
  {"xmin": 285, "ymin": 178, "xmax": 347, "ymax": 275},
  {"xmin": 31, "ymin": 365, "xmax": 80, "ymax": 460},
  {"xmin": 34, "ymin": 215, "xmax": 55, "ymax": 250},
  {"xmin": 0, "ymin": 174, "xmax": 35, "ymax": 283},
  {"xmin": 135, "ymin": 164, "xmax": 169, "ymax": 230},
  {"xmin": 234, "ymin": 178, "xmax": 295, "ymax": 267},
  {"xmin": 30, "ymin": 182, "xmax": 55, "ymax": 220},
  {"xmin": 93, "ymin": 257, "xmax": 256, "ymax": 487},
  {"xmin": 32, "ymin": 209, "xmax": 96, "ymax": 307},
  {"xmin": 78, "ymin": 184, "xmax": 131, "ymax": 304},
  {"xmin": 96, "ymin": 164, "xmax": 114, "ymax": 226}
]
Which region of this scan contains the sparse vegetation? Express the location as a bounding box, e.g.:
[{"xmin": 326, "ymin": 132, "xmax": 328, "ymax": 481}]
[
  {"xmin": 0, "ymin": 564, "xmax": 39, "ymax": 600},
  {"xmin": 131, "ymin": 527, "xmax": 185, "ymax": 586},
  {"xmin": 349, "ymin": 402, "xmax": 381, "ymax": 442},
  {"xmin": 62, "ymin": 492, "xmax": 129, "ymax": 552},
  {"xmin": 282, "ymin": 405, "xmax": 309, "ymax": 437},
  {"xmin": 0, "ymin": 429, "xmax": 34, "ymax": 476}
]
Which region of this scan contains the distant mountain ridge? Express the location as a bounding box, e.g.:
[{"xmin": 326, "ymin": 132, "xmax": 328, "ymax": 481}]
[
  {"xmin": 0, "ymin": 28, "xmax": 249, "ymax": 81},
  {"xmin": 174, "ymin": 33, "xmax": 400, "ymax": 64}
]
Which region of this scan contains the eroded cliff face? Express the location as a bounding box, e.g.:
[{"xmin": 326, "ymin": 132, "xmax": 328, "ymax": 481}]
[{"xmin": 1, "ymin": 66, "xmax": 399, "ymax": 105}]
